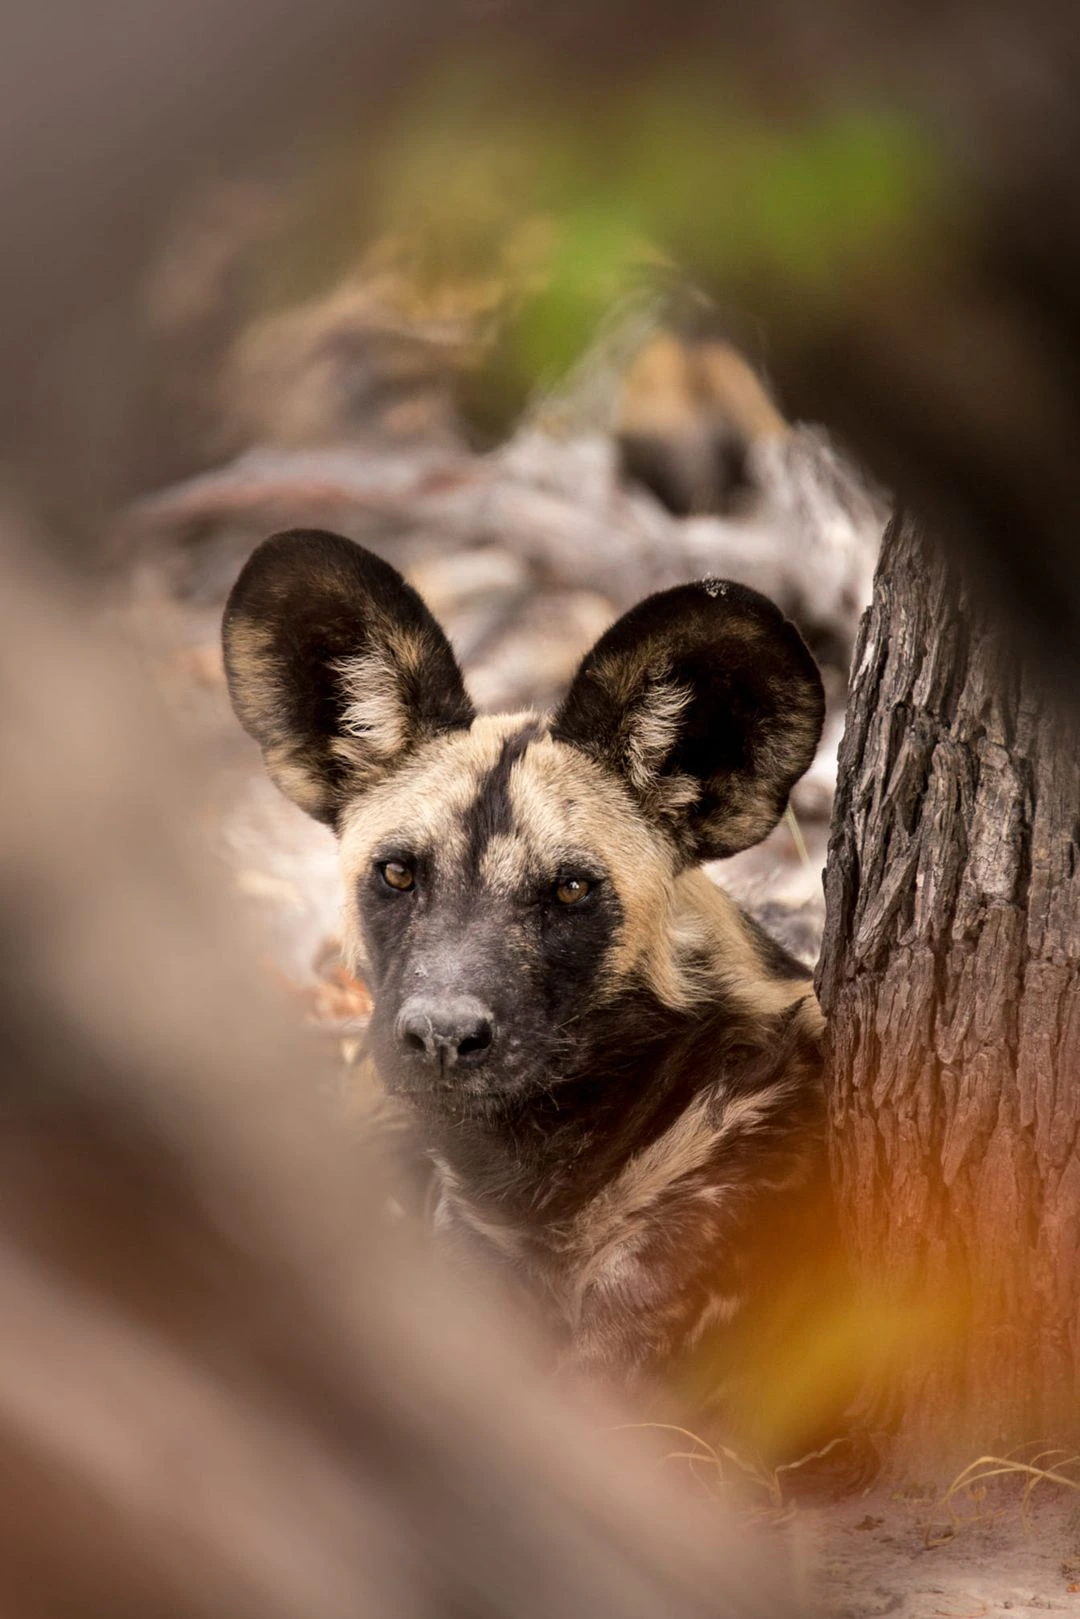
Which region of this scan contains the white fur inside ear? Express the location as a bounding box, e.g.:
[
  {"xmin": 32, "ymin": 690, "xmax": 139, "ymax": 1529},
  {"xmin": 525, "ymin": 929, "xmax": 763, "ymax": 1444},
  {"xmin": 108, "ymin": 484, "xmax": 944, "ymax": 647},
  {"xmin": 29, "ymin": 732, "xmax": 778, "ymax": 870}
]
[
  {"xmin": 622, "ymin": 673, "xmax": 692, "ymax": 798},
  {"xmin": 335, "ymin": 650, "xmax": 408, "ymax": 761}
]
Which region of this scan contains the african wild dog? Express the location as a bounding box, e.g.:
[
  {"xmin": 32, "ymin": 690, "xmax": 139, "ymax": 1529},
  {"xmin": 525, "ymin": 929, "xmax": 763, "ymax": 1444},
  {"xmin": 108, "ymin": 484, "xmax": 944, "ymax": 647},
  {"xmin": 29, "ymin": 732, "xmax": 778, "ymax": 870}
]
[
  {"xmin": 0, "ymin": 545, "xmax": 798, "ymax": 1619},
  {"xmin": 222, "ymin": 528, "xmax": 837, "ymax": 1447}
]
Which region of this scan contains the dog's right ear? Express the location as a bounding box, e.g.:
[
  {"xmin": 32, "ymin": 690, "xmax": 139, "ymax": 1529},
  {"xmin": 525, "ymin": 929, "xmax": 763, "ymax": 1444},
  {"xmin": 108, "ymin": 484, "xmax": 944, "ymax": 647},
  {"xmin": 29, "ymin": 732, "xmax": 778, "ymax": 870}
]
[{"xmin": 222, "ymin": 530, "xmax": 474, "ymax": 828}]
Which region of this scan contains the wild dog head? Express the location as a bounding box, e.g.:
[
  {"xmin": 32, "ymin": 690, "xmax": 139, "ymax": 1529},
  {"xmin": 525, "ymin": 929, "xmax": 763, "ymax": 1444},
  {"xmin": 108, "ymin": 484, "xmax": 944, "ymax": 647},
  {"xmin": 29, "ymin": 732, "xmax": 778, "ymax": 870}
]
[{"xmin": 223, "ymin": 530, "xmax": 824, "ymax": 1119}]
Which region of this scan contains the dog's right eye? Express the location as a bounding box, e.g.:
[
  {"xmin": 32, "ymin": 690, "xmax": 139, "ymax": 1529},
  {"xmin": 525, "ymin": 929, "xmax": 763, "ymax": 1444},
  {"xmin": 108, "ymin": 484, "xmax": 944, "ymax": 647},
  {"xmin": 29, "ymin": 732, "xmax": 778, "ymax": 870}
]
[
  {"xmin": 553, "ymin": 876, "xmax": 592, "ymax": 906},
  {"xmin": 379, "ymin": 860, "xmax": 415, "ymax": 893}
]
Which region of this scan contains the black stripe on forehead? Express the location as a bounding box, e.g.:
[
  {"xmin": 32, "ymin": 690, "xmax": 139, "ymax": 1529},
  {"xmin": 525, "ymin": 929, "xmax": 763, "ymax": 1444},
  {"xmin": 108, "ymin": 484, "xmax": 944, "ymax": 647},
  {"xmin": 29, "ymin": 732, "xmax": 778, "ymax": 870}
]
[{"xmin": 462, "ymin": 720, "xmax": 544, "ymax": 872}]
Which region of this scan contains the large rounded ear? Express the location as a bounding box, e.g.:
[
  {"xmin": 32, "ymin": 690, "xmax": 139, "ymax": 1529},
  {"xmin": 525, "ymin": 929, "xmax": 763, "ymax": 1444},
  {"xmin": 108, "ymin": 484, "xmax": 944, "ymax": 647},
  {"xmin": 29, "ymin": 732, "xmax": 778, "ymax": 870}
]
[
  {"xmin": 222, "ymin": 530, "xmax": 474, "ymax": 827},
  {"xmin": 551, "ymin": 579, "xmax": 824, "ymax": 864}
]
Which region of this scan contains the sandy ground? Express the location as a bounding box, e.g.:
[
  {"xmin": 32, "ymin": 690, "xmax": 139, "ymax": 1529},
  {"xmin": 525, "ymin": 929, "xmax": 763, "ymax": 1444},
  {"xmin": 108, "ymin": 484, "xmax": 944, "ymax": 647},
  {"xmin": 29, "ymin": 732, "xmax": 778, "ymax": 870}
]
[{"xmin": 795, "ymin": 1485, "xmax": 1080, "ymax": 1616}]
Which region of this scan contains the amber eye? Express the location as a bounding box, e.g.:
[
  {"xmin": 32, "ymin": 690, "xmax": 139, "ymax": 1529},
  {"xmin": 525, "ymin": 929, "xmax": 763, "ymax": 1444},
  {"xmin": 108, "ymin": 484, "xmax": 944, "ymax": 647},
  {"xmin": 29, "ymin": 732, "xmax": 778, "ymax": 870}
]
[
  {"xmin": 554, "ymin": 876, "xmax": 591, "ymax": 906},
  {"xmin": 380, "ymin": 860, "xmax": 415, "ymax": 892}
]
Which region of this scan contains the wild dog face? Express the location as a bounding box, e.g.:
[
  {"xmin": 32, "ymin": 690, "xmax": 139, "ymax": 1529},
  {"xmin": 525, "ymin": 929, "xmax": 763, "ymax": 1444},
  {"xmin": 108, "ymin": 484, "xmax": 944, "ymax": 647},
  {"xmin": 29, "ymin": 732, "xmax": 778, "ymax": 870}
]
[{"xmin": 223, "ymin": 530, "xmax": 824, "ymax": 1119}]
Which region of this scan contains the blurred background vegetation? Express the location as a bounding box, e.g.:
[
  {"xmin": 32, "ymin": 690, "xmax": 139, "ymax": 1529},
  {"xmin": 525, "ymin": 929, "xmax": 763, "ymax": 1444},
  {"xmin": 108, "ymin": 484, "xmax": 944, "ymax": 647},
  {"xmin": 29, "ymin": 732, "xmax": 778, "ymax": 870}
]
[{"xmin": 132, "ymin": 54, "xmax": 942, "ymax": 482}]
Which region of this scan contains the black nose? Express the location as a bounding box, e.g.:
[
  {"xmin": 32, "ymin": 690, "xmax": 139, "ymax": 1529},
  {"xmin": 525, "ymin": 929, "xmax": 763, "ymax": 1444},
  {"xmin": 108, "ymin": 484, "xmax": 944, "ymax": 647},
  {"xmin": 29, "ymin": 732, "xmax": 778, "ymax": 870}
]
[{"xmin": 395, "ymin": 995, "xmax": 495, "ymax": 1069}]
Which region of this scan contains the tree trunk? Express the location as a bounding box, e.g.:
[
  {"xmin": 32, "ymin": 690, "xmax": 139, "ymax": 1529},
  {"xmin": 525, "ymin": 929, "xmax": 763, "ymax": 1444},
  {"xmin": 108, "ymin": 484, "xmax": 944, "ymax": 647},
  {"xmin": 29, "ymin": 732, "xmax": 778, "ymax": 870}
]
[{"xmin": 817, "ymin": 510, "xmax": 1080, "ymax": 1474}]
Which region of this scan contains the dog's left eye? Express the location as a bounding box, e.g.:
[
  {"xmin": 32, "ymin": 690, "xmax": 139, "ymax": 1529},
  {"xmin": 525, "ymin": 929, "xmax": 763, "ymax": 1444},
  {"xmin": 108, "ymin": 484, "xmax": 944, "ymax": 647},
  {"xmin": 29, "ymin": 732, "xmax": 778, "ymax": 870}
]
[
  {"xmin": 379, "ymin": 860, "xmax": 415, "ymax": 892},
  {"xmin": 553, "ymin": 876, "xmax": 591, "ymax": 905}
]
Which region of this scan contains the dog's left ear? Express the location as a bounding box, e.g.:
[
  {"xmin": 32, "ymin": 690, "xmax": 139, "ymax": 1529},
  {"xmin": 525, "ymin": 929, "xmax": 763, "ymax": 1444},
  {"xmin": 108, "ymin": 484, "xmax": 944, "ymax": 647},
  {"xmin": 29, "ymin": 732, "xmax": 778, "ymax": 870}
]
[
  {"xmin": 222, "ymin": 529, "xmax": 474, "ymax": 827},
  {"xmin": 551, "ymin": 579, "xmax": 824, "ymax": 863}
]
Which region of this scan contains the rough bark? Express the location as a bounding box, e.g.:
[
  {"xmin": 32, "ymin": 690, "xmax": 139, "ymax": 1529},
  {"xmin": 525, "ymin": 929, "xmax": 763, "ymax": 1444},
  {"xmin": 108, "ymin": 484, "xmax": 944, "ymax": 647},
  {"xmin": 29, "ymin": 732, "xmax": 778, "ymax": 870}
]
[{"xmin": 817, "ymin": 510, "xmax": 1080, "ymax": 1472}]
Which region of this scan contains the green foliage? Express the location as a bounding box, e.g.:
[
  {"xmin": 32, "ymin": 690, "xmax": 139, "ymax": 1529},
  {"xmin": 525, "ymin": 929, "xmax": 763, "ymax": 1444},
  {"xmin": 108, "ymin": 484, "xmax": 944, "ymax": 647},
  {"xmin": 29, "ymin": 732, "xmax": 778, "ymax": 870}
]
[
  {"xmin": 363, "ymin": 57, "xmax": 943, "ymax": 394},
  {"xmin": 254, "ymin": 56, "xmax": 948, "ymax": 430}
]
